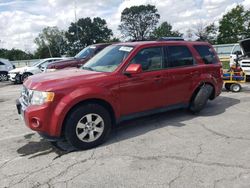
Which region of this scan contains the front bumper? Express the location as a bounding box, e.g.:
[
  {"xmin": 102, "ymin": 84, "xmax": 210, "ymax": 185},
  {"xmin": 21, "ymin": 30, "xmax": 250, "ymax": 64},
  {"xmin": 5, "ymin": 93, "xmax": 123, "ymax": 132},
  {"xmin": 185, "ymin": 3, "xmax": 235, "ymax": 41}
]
[
  {"xmin": 16, "ymin": 98, "xmax": 61, "ymax": 139},
  {"xmin": 8, "ymin": 73, "xmax": 21, "ymax": 82}
]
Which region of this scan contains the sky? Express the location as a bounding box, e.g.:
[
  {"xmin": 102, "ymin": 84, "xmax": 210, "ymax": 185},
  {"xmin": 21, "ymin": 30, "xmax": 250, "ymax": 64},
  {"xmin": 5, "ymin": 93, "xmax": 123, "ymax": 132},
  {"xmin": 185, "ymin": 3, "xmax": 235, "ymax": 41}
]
[{"xmin": 0, "ymin": 0, "xmax": 249, "ymax": 52}]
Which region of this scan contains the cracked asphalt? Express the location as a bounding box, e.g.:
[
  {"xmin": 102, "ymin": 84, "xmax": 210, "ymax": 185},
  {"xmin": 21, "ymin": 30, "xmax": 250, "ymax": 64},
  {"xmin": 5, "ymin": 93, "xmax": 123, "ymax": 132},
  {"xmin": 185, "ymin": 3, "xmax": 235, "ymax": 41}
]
[{"xmin": 0, "ymin": 81, "xmax": 250, "ymax": 188}]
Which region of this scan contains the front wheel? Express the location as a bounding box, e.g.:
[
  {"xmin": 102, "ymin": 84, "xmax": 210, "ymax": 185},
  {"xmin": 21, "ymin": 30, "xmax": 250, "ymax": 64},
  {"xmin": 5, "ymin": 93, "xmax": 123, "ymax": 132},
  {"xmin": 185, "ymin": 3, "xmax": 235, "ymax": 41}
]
[
  {"xmin": 21, "ymin": 73, "xmax": 32, "ymax": 82},
  {"xmin": 64, "ymin": 103, "xmax": 112, "ymax": 150}
]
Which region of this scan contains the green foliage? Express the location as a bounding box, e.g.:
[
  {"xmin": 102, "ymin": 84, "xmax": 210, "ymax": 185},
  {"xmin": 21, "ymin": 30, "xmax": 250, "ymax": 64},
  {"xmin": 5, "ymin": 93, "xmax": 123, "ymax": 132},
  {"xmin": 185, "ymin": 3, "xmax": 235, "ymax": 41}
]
[
  {"xmin": 152, "ymin": 21, "xmax": 182, "ymax": 39},
  {"xmin": 66, "ymin": 17, "xmax": 113, "ymax": 56},
  {"xmin": 119, "ymin": 4, "xmax": 160, "ymax": 40},
  {"xmin": 194, "ymin": 22, "xmax": 218, "ymax": 44},
  {"xmin": 34, "ymin": 26, "xmax": 67, "ymax": 58},
  {"xmin": 217, "ymin": 5, "xmax": 250, "ymax": 44},
  {"xmin": 0, "ymin": 48, "xmax": 33, "ymax": 61}
]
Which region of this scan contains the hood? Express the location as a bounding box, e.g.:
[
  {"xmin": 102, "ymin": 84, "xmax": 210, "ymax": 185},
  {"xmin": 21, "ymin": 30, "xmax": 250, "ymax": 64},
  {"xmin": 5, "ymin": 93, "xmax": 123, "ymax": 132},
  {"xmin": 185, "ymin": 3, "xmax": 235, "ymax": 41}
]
[
  {"xmin": 47, "ymin": 58, "xmax": 83, "ymax": 69},
  {"xmin": 9, "ymin": 66, "xmax": 28, "ymax": 73},
  {"xmin": 240, "ymin": 38, "xmax": 250, "ymax": 57},
  {"xmin": 24, "ymin": 69, "xmax": 110, "ymax": 91}
]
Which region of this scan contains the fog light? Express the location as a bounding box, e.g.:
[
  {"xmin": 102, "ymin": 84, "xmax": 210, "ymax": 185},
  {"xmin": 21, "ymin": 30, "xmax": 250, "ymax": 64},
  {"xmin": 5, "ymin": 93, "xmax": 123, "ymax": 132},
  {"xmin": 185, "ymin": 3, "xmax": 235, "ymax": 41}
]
[{"xmin": 31, "ymin": 118, "xmax": 41, "ymax": 128}]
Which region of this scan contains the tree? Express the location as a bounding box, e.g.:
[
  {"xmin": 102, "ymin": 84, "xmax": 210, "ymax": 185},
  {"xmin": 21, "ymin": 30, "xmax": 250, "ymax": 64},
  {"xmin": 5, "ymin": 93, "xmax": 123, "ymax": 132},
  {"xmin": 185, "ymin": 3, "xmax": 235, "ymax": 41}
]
[
  {"xmin": 152, "ymin": 21, "xmax": 182, "ymax": 39},
  {"xmin": 193, "ymin": 22, "xmax": 218, "ymax": 44},
  {"xmin": 66, "ymin": 17, "xmax": 113, "ymax": 56},
  {"xmin": 0, "ymin": 48, "xmax": 33, "ymax": 61},
  {"xmin": 118, "ymin": 4, "xmax": 160, "ymax": 40},
  {"xmin": 34, "ymin": 26, "xmax": 67, "ymax": 58},
  {"xmin": 217, "ymin": 5, "xmax": 250, "ymax": 44}
]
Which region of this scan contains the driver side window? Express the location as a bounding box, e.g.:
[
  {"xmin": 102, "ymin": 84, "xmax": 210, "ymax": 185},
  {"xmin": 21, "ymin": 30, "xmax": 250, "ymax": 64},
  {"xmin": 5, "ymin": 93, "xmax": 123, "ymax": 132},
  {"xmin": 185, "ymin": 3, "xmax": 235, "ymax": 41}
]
[{"xmin": 130, "ymin": 47, "xmax": 163, "ymax": 71}]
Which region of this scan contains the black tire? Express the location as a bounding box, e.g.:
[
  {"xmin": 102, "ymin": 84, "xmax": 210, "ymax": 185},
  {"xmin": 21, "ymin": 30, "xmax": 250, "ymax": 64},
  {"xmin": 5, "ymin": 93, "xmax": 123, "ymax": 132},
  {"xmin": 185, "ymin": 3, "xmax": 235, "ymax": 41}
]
[
  {"xmin": 0, "ymin": 72, "xmax": 8, "ymax": 81},
  {"xmin": 21, "ymin": 73, "xmax": 32, "ymax": 82},
  {"xmin": 64, "ymin": 103, "xmax": 112, "ymax": 150},
  {"xmin": 230, "ymin": 83, "xmax": 241, "ymax": 92},
  {"xmin": 224, "ymin": 83, "xmax": 232, "ymax": 91},
  {"xmin": 189, "ymin": 84, "xmax": 213, "ymax": 113}
]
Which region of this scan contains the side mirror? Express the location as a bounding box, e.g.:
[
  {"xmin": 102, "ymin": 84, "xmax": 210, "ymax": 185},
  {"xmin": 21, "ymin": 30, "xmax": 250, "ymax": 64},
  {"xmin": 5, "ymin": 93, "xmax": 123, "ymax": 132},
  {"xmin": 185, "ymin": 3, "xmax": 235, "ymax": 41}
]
[{"xmin": 124, "ymin": 64, "xmax": 142, "ymax": 75}]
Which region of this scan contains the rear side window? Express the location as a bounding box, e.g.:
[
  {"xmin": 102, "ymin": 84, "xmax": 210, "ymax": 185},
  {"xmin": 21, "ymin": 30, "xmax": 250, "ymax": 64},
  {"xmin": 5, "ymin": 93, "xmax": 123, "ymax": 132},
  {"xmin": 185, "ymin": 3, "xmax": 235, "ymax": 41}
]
[
  {"xmin": 167, "ymin": 46, "xmax": 195, "ymax": 67},
  {"xmin": 0, "ymin": 62, "xmax": 4, "ymax": 65},
  {"xmin": 194, "ymin": 45, "xmax": 217, "ymax": 64}
]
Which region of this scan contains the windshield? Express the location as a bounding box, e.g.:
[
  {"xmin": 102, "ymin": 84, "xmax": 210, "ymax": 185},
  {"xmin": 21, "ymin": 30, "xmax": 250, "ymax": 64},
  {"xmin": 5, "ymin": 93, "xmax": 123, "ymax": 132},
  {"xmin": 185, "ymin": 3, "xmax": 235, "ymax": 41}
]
[
  {"xmin": 32, "ymin": 60, "xmax": 43, "ymax": 67},
  {"xmin": 75, "ymin": 46, "xmax": 96, "ymax": 58},
  {"xmin": 82, "ymin": 45, "xmax": 134, "ymax": 72}
]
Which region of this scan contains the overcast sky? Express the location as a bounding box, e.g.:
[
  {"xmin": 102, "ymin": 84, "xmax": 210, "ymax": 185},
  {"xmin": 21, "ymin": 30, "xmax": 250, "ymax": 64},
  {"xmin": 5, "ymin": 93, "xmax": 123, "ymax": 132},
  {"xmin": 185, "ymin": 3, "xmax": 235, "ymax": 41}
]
[{"xmin": 0, "ymin": 0, "xmax": 249, "ymax": 52}]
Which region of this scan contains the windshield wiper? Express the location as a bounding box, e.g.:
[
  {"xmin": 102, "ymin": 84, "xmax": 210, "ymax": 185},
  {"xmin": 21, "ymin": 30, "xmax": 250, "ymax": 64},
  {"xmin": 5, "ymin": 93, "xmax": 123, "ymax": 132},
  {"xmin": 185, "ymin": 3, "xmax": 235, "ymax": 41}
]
[{"xmin": 82, "ymin": 66, "xmax": 94, "ymax": 71}]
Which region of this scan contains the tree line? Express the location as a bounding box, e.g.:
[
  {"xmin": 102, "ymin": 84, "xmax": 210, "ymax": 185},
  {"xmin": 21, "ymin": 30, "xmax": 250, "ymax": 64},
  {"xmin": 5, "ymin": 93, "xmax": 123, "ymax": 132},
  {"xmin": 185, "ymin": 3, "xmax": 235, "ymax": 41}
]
[{"xmin": 0, "ymin": 4, "xmax": 249, "ymax": 60}]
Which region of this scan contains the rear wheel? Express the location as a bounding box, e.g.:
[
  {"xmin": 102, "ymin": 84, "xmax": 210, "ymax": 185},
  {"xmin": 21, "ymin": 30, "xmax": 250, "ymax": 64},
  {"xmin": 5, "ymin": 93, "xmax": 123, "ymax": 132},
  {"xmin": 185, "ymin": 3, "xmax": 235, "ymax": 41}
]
[
  {"xmin": 64, "ymin": 103, "xmax": 112, "ymax": 150},
  {"xmin": 189, "ymin": 84, "xmax": 213, "ymax": 113},
  {"xmin": 230, "ymin": 83, "xmax": 241, "ymax": 92},
  {"xmin": 224, "ymin": 83, "xmax": 232, "ymax": 91},
  {"xmin": 0, "ymin": 72, "xmax": 8, "ymax": 81}
]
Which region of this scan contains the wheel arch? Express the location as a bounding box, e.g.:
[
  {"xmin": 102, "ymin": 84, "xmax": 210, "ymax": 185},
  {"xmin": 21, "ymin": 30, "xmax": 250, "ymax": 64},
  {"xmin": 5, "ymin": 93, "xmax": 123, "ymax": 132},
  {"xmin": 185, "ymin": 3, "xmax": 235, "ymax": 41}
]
[
  {"xmin": 60, "ymin": 98, "xmax": 116, "ymax": 137},
  {"xmin": 190, "ymin": 81, "xmax": 216, "ymax": 104}
]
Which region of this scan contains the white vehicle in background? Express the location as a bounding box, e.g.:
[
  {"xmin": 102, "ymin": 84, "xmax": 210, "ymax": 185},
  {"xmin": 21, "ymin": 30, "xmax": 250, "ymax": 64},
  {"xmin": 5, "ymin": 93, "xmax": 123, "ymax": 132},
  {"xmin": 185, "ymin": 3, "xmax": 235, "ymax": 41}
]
[
  {"xmin": 8, "ymin": 57, "xmax": 65, "ymax": 84},
  {"xmin": 230, "ymin": 38, "xmax": 250, "ymax": 77},
  {"xmin": 0, "ymin": 58, "xmax": 15, "ymax": 81}
]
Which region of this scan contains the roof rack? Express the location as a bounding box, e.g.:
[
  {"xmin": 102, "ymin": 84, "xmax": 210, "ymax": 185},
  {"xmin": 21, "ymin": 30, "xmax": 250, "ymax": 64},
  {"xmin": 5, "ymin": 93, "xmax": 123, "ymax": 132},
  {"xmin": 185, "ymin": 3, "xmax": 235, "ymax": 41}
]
[{"xmin": 157, "ymin": 37, "xmax": 184, "ymax": 41}]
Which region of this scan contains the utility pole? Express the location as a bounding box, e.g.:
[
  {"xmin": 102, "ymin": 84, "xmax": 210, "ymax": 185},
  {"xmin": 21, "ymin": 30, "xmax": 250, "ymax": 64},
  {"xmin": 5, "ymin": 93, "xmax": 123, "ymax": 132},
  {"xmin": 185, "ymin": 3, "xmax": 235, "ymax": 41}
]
[{"xmin": 74, "ymin": 0, "xmax": 79, "ymax": 46}]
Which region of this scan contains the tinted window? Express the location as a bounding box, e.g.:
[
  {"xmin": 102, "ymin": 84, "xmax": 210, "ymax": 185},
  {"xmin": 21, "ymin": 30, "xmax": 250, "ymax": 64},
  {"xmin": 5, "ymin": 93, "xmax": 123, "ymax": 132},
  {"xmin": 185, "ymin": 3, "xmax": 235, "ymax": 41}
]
[
  {"xmin": 194, "ymin": 45, "xmax": 217, "ymax": 64},
  {"xmin": 82, "ymin": 45, "xmax": 133, "ymax": 72},
  {"xmin": 0, "ymin": 62, "xmax": 4, "ymax": 65},
  {"xmin": 131, "ymin": 47, "xmax": 163, "ymax": 71},
  {"xmin": 168, "ymin": 46, "xmax": 194, "ymax": 67}
]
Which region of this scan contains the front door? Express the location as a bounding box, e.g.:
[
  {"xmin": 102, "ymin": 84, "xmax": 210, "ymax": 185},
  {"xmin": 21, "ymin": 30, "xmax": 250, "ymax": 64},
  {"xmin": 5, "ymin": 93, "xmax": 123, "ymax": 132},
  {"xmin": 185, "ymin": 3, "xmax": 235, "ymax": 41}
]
[{"xmin": 119, "ymin": 46, "xmax": 165, "ymax": 116}]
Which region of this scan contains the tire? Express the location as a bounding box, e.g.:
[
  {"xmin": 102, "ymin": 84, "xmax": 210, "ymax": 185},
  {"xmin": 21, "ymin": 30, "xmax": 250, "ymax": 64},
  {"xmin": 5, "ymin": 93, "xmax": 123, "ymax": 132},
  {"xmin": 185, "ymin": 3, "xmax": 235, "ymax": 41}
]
[
  {"xmin": 224, "ymin": 83, "xmax": 232, "ymax": 91},
  {"xmin": 230, "ymin": 83, "xmax": 241, "ymax": 92},
  {"xmin": 189, "ymin": 84, "xmax": 213, "ymax": 113},
  {"xmin": 21, "ymin": 73, "xmax": 32, "ymax": 83},
  {"xmin": 64, "ymin": 103, "xmax": 112, "ymax": 150},
  {"xmin": 0, "ymin": 72, "xmax": 8, "ymax": 81}
]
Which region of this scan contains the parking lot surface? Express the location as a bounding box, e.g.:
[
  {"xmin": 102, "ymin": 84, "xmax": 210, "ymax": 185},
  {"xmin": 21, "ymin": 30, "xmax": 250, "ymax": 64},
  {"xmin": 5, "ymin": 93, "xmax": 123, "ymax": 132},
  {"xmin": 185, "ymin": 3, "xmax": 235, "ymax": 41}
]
[{"xmin": 0, "ymin": 81, "xmax": 250, "ymax": 188}]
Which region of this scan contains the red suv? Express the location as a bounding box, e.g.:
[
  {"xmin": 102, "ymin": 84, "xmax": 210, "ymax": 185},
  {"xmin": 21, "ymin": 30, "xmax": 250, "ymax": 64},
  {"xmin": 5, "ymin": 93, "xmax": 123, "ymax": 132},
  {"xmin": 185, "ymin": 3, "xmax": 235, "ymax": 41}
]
[
  {"xmin": 17, "ymin": 40, "xmax": 223, "ymax": 150},
  {"xmin": 45, "ymin": 43, "xmax": 110, "ymax": 71}
]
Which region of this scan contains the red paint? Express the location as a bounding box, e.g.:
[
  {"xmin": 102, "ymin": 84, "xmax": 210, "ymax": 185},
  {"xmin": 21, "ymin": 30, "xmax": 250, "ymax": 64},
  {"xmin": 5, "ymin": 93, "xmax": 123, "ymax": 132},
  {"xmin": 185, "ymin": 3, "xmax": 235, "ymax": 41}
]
[{"xmin": 20, "ymin": 41, "xmax": 223, "ymax": 138}]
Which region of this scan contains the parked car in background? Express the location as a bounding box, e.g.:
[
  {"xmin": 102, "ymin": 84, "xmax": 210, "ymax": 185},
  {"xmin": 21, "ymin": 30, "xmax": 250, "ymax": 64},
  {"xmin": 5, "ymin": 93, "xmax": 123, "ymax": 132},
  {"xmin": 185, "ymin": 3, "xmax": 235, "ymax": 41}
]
[
  {"xmin": 17, "ymin": 39, "xmax": 223, "ymax": 150},
  {"xmin": 45, "ymin": 43, "xmax": 110, "ymax": 72},
  {"xmin": 0, "ymin": 58, "xmax": 15, "ymax": 81},
  {"xmin": 8, "ymin": 57, "xmax": 66, "ymax": 84},
  {"xmin": 230, "ymin": 38, "xmax": 250, "ymax": 77}
]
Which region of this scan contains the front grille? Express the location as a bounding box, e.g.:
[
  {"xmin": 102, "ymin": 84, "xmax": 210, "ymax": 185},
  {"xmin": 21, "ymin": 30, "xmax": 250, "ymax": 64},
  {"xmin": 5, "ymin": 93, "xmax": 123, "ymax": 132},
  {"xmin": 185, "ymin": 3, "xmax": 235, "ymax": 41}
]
[
  {"xmin": 242, "ymin": 65, "xmax": 250, "ymax": 67},
  {"xmin": 241, "ymin": 61, "xmax": 250, "ymax": 64}
]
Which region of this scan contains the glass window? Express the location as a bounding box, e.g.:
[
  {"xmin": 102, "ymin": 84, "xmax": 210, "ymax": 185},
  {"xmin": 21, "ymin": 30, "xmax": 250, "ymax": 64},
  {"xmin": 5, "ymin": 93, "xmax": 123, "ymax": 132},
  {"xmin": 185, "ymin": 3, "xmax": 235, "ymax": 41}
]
[
  {"xmin": 0, "ymin": 62, "xmax": 4, "ymax": 65},
  {"xmin": 130, "ymin": 47, "xmax": 163, "ymax": 71},
  {"xmin": 168, "ymin": 46, "xmax": 195, "ymax": 67},
  {"xmin": 194, "ymin": 45, "xmax": 218, "ymax": 64},
  {"xmin": 82, "ymin": 45, "xmax": 133, "ymax": 72},
  {"xmin": 75, "ymin": 46, "xmax": 96, "ymax": 58}
]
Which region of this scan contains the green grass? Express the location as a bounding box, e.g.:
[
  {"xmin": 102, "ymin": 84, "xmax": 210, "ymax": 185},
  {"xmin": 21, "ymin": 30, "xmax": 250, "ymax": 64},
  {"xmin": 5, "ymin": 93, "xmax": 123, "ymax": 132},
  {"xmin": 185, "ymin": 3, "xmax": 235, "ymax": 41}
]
[{"xmin": 222, "ymin": 61, "xmax": 230, "ymax": 70}]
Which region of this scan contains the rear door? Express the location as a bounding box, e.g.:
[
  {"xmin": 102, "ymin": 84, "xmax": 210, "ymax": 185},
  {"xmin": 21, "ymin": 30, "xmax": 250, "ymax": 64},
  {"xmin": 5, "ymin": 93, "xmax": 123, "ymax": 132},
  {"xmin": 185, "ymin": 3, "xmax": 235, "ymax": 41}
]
[{"xmin": 161, "ymin": 45, "xmax": 201, "ymax": 106}]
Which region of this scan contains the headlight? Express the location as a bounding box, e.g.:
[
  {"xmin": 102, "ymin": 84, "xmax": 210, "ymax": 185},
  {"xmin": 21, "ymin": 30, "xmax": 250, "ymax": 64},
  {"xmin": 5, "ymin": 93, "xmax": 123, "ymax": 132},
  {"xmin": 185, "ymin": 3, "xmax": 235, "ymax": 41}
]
[{"xmin": 30, "ymin": 90, "xmax": 55, "ymax": 105}]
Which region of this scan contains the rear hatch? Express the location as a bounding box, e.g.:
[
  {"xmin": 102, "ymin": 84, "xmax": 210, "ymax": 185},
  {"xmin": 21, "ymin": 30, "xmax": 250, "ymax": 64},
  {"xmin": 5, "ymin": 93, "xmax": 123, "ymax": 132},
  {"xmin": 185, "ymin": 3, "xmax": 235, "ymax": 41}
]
[{"xmin": 240, "ymin": 38, "xmax": 250, "ymax": 57}]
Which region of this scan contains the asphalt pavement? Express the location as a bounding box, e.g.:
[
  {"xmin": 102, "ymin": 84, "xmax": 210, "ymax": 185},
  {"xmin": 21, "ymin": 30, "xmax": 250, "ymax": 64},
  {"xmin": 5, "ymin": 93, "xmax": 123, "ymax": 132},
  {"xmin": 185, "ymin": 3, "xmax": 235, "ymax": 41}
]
[{"xmin": 0, "ymin": 81, "xmax": 250, "ymax": 188}]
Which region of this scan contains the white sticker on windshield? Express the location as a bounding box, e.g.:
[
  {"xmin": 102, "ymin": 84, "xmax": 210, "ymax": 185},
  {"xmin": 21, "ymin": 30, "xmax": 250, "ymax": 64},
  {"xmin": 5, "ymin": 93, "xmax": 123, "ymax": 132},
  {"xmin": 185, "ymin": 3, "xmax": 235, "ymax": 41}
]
[
  {"xmin": 119, "ymin": 46, "xmax": 133, "ymax": 52},
  {"xmin": 90, "ymin": 46, "xmax": 96, "ymax": 49}
]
